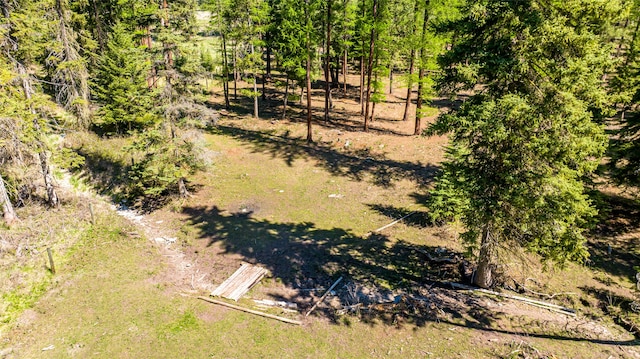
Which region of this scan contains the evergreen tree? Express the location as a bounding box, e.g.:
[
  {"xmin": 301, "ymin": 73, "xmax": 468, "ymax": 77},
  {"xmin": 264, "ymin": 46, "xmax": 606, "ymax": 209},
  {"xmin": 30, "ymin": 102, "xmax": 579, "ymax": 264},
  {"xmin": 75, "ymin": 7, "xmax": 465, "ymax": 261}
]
[
  {"xmin": 2, "ymin": 0, "xmax": 61, "ymax": 208},
  {"xmin": 92, "ymin": 23, "xmax": 159, "ymax": 134},
  {"xmin": 428, "ymin": 0, "xmax": 620, "ymax": 288},
  {"xmin": 608, "ymin": 1, "xmax": 640, "ymax": 189},
  {"xmin": 47, "ymin": 0, "xmax": 92, "ymax": 127}
]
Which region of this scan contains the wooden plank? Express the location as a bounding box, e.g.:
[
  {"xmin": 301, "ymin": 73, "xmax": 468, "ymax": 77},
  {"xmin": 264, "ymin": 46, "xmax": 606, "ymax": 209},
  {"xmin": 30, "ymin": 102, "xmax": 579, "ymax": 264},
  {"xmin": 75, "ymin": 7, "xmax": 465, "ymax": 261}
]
[
  {"xmin": 225, "ymin": 266, "xmax": 259, "ymax": 299},
  {"xmin": 228, "ymin": 267, "xmax": 267, "ymax": 300},
  {"xmin": 212, "ymin": 264, "xmax": 268, "ymax": 301},
  {"xmin": 211, "ymin": 263, "xmax": 250, "ymax": 297},
  {"xmin": 198, "ymin": 296, "xmax": 302, "ymax": 325}
]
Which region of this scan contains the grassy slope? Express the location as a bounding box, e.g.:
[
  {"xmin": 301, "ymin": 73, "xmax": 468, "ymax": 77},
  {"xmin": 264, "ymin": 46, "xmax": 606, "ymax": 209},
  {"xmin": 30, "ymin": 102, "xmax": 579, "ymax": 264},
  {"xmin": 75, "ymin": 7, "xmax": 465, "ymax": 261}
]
[{"xmin": 3, "ymin": 116, "xmax": 637, "ymax": 358}]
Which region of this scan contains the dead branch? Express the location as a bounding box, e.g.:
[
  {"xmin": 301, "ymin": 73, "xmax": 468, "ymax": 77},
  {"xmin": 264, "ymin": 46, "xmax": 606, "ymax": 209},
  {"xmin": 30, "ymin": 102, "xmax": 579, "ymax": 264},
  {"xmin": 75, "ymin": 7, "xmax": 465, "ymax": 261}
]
[
  {"xmin": 449, "ymin": 282, "xmax": 576, "ymax": 316},
  {"xmin": 305, "ymin": 276, "xmax": 343, "ymax": 317}
]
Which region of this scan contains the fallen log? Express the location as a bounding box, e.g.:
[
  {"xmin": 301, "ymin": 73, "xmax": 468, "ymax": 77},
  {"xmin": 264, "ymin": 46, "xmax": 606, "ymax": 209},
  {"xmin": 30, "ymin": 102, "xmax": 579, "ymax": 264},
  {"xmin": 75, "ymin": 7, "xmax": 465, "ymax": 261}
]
[
  {"xmin": 198, "ymin": 296, "xmax": 302, "ymax": 325},
  {"xmin": 449, "ymin": 282, "xmax": 576, "ymax": 316},
  {"xmin": 305, "ymin": 276, "xmax": 343, "ymax": 317}
]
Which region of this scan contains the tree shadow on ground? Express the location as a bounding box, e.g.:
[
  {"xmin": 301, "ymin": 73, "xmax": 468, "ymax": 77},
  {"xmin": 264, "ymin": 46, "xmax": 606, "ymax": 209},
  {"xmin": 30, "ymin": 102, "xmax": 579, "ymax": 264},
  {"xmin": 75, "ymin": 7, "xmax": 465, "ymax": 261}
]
[
  {"xmin": 588, "ymin": 190, "xmax": 640, "ymax": 282},
  {"xmin": 71, "ymin": 147, "xmax": 198, "ymax": 212},
  {"xmin": 580, "ymin": 286, "xmax": 640, "ymax": 339},
  {"xmin": 183, "ymin": 205, "xmax": 460, "ymax": 290},
  {"xmin": 183, "ymin": 205, "xmax": 639, "ymax": 345},
  {"xmin": 209, "ymin": 125, "xmax": 440, "ymax": 188}
]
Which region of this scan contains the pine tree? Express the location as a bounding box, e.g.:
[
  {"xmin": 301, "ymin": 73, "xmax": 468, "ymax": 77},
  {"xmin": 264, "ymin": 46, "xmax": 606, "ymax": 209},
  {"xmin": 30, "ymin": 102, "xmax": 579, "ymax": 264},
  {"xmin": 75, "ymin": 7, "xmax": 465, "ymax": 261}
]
[
  {"xmin": 47, "ymin": 0, "xmax": 91, "ymax": 127},
  {"xmin": 608, "ymin": 1, "xmax": 640, "ymax": 189},
  {"xmin": 2, "ymin": 0, "xmax": 61, "ymax": 208},
  {"xmin": 428, "ymin": 0, "xmax": 620, "ymax": 288},
  {"xmin": 92, "ymin": 23, "xmax": 159, "ymax": 134},
  {"xmin": 224, "ymin": 0, "xmax": 269, "ymax": 119}
]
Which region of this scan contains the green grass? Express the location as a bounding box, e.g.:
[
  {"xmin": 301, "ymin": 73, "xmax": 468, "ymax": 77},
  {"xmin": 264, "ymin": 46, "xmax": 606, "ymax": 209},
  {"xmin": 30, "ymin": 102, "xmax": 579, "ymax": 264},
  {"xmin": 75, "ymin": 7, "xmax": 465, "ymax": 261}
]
[{"xmin": 3, "ymin": 117, "xmax": 639, "ymax": 357}]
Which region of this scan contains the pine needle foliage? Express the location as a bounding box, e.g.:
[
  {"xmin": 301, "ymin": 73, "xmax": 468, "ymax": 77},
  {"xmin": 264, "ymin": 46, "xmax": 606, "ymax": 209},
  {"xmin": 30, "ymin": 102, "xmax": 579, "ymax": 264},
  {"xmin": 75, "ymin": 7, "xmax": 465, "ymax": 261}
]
[{"xmin": 428, "ymin": 0, "xmax": 621, "ymax": 287}]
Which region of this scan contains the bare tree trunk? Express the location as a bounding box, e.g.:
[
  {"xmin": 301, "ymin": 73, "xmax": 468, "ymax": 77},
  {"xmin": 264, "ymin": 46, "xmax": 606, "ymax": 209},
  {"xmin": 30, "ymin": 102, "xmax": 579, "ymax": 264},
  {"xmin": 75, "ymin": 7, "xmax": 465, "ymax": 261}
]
[
  {"xmin": 282, "ymin": 74, "xmax": 289, "ymax": 119},
  {"xmin": 474, "ymin": 225, "xmax": 495, "ymax": 289},
  {"xmin": 403, "ymin": 49, "xmax": 415, "ymax": 122},
  {"xmin": 18, "ymin": 65, "xmax": 59, "ymax": 208},
  {"xmin": 145, "ymin": 26, "xmax": 156, "ymax": 89},
  {"xmin": 363, "ymin": 0, "xmax": 378, "ymax": 132},
  {"xmin": 178, "ymin": 177, "xmax": 189, "ymax": 198},
  {"xmin": 222, "ymin": 33, "xmax": 230, "ymax": 108},
  {"xmin": 0, "ymin": 173, "xmax": 17, "ymax": 225},
  {"xmin": 233, "ymin": 43, "xmax": 238, "ymax": 100},
  {"xmin": 39, "ymin": 151, "xmax": 59, "ymax": 207},
  {"xmin": 414, "ymin": 2, "xmax": 429, "ymax": 136},
  {"xmin": 89, "ymin": 0, "xmax": 106, "ymax": 51},
  {"xmin": 389, "ymin": 62, "xmax": 393, "ymax": 94},
  {"xmin": 359, "ymin": 54, "xmax": 365, "ymax": 113},
  {"xmin": 265, "ymin": 33, "xmax": 272, "ymax": 78},
  {"xmin": 251, "ymin": 42, "xmax": 259, "ymax": 119},
  {"xmin": 306, "ymin": 0, "xmax": 313, "ymax": 143},
  {"xmin": 217, "ymin": 0, "xmax": 230, "ymax": 109},
  {"xmin": 343, "ymin": 0, "xmax": 348, "ymax": 93},
  {"xmin": 325, "ymin": 0, "xmax": 333, "ymax": 123},
  {"xmin": 403, "ymin": 0, "xmax": 420, "ymax": 122},
  {"xmin": 359, "ymin": 0, "xmax": 365, "ymax": 114},
  {"xmin": 343, "ymin": 48, "xmax": 348, "ymax": 93}
]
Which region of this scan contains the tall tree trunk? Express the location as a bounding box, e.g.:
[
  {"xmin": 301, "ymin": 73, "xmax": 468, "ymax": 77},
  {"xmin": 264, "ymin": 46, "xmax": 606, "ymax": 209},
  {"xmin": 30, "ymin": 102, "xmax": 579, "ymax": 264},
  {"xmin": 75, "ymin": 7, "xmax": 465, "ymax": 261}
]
[
  {"xmin": 145, "ymin": 26, "xmax": 156, "ymax": 88},
  {"xmin": 252, "ymin": 41, "xmax": 259, "ymax": 119},
  {"xmin": 89, "ymin": 0, "xmax": 106, "ymax": 51},
  {"xmin": 266, "ymin": 34, "xmax": 272, "ymax": 78},
  {"xmin": 217, "ymin": 0, "xmax": 230, "ymax": 109},
  {"xmin": 325, "ymin": 0, "xmax": 333, "ymax": 123},
  {"xmin": 389, "ymin": 65, "xmax": 393, "ymax": 94},
  {"xmin": 343, "ymin": 48, "xmax": 348, "ymax": 93},
  {"xmin": 222, "ymin": 33, "xmax": 230, "ymax": 108},
  {"xmin": 414, "ymin": 2, "xmax": 429, "ymax": 136},
  {"xmin": 403, "ymin": 49, "xmax": 415, "ymax": 122},
  {"xmin": 18, "ymin": 65, "xmax": 59, "ymax": 208},
  {"xmin": 343, "ymin": 0, "xmax": 348, "ymax": 93},
  {"xmin": 415, "ymin": 65, "xmax": 425, "ymax": 135},
  {"xmin": 363, "ymin": 0, "xmax": 378, "ymax": 132},
  {"xmin": 161, "ymin": 0, "xmax": 173, "ymax": 68},
  {"xmin": 282, "ymin": 74, "xmax": 289, "ymax": 119},
  {"xmin": 262, "ymin": 71, "xmax": 266, "ymax": 100},
  {"xmin": 359, "ymin": 0, "xmax": 365, "ymax": 114},
  {"xmin": 232, "ymin": 43, "xmax": 238, "ymax": 100},
  {"xmin": 359, "ymin": 53, "xmax": 365, "ymax": 113},
  {"xmin": 306, "ymin": 1, "xmax": 313, "ymax": 143},
  {"xmin": 0, "ymin": 173, "xmax": 17, "ymax": 225},
  {"xmin": 403, "ymin": 0, "xmax": 420, "ymax": 122},
  {"xmin": 474, "ymin": 225, "xmax": 495, "ymax": 289}
]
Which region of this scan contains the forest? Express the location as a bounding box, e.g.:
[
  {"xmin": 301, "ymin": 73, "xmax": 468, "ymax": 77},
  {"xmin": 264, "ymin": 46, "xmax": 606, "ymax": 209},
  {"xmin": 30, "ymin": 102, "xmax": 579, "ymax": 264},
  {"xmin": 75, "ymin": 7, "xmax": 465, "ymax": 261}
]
[{"xmin": 1, "ymin": 0, "xmax": 640, "ymax": 357}]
